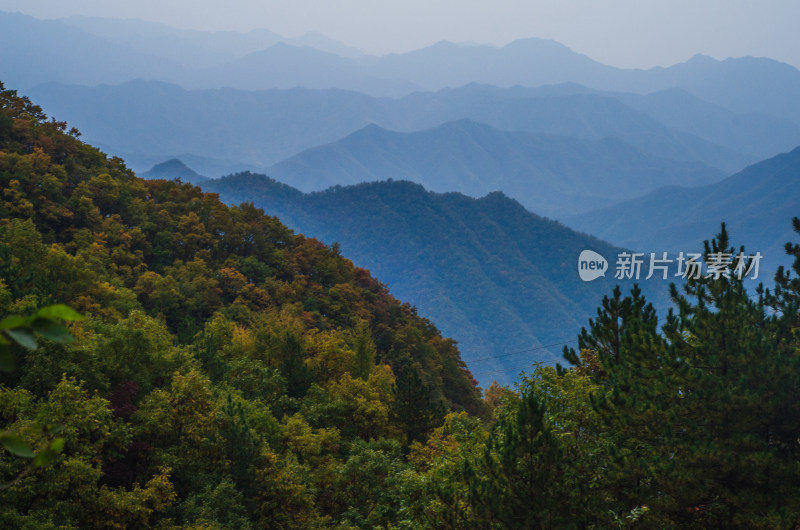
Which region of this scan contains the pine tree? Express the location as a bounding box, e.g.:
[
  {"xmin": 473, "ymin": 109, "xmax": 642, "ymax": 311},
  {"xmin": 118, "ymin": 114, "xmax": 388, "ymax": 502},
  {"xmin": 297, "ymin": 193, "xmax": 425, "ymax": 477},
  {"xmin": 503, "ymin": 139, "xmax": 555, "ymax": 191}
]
[
  {"xmin": 566, "ymin": 224, "xmax": 800, "ymax": 527},
  {"xmin": 656, "ymin": 225, "xmax": 800, "ymax": 526},
  {"xmin": 463, "ymin": 384, "xmax": 587, "ymax": 529},
  {"xmin": 564, "ymin": 283, "xmax": 673, "ymax": 524}
]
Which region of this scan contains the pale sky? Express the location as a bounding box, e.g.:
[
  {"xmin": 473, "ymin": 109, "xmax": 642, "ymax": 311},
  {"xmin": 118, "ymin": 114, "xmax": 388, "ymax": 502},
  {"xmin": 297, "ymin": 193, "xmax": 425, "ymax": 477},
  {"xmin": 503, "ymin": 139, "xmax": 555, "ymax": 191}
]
[{"xmin": 2, "ymin": 0, "xmax": 800, "ymax": 69}]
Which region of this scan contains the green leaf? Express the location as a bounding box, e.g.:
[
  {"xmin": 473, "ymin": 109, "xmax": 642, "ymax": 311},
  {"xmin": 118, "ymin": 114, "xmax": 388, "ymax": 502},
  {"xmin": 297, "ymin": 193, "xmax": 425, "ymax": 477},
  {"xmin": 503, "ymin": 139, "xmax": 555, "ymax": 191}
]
[
  {"xmin": 30, "ymin": 318, "xmax": 73, "ymax": 344},
  {"xmin": 0, "ymin": 315, "xmax": 29, "ymax": 330},
  {"xmin": 48, "ymin": 437, "xmax": 65, "ymax": 453},
  {"xmin": 33, "ymin": 451, "xmax": 52, "ymax": 466},
  {"xmin": 0, "ymin": 434, "xmax": 35, "ymax": 458},
  {"xmin": 35, "ymin": 305, "xmax": 85, "ymax": 322},
  {"xmin": 5, "ymin": 328, "xmax": 37, "ymax": 350},
  {"xmin": 33, "ymin": 437, "xmax": 64, "ymax": 466}
]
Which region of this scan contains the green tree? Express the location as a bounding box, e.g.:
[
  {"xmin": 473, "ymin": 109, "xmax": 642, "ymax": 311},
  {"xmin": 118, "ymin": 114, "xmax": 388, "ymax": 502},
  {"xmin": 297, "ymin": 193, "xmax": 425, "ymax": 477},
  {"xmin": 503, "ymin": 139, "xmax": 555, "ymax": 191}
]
[
  {"xmin": 566, "ymin": 224, "xmax": 800, "ymax": 527},
  {"xmin": 351, "ymin": 320, "xmax": 377, "ymax": 380},
  {"xmin": 464, "ymin": 386, "xmax": 572, "ymax": 528}
]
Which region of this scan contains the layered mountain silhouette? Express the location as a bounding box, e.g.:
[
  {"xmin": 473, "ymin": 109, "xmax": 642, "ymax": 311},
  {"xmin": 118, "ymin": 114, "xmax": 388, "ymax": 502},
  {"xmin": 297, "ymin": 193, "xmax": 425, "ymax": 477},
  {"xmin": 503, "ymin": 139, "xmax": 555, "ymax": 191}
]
[
  {"xmin": 193, "ymin": 43, "xmax": 421, "ymax": 96},
  {"xmin": 200, "ymin": 174, "xmax": 673, "ymax": 385},
  {"xmin": 59, "ymin": 15, "xmax": 366, "ymax": 65},
  {"xmin": 606, "ymin": 88, "xmax": 800, "ymax": 160},
  {"xmin": 6, "ymin": 11, "xmax": 800, "ymax": 126},
  {"xmin": 28, "ymin": 80, "xmax": 782, "ymax": 178},
  {"xmin": 268, "ymin": 120, "xmax": 724, "ymax": 217},
  {"xmin": 565, "ymin": 146, "xmax": 800, "ymax": 277},
  {"xmin": 5, "ymin": 10, "xmax": 796, "ymax": 383},
  {"xmin": 0, "ymin": 12, "xmax": 184, "ymax": 88}
]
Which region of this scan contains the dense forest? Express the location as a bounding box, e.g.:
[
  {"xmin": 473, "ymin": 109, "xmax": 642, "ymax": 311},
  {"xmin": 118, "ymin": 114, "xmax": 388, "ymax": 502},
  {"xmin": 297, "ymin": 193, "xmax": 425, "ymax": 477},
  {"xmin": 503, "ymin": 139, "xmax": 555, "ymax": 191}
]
[
  {"xmin": 2, "ymin": 82, "xmax": 800, "ymax": 528},
  {"xmin": 201, "ymin": 172, "xmax": 670, "ymax": 384}
]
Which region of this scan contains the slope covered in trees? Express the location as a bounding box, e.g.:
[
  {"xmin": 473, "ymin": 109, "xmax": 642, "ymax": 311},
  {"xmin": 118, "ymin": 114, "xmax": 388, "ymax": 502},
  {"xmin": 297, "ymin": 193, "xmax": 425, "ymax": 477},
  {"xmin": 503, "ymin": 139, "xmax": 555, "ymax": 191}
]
[
  {"xmin": 0, "ymin": 82, "xmax": 485, "ymax": 526},
  {"xmin": 202, "ymin": 173, "xmax": 672, "ymax": 385},
  {"xmin": 4, "ymin": 82, "xmax": 800, "ymax": 528}
]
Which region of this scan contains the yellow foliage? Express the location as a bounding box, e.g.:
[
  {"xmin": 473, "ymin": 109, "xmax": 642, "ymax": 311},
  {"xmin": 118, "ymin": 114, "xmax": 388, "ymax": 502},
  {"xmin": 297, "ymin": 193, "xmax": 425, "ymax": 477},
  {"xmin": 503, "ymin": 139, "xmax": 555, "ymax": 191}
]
[{"xmin": 305, "ymin": 329, "xmax": 355, "ymax": 382}]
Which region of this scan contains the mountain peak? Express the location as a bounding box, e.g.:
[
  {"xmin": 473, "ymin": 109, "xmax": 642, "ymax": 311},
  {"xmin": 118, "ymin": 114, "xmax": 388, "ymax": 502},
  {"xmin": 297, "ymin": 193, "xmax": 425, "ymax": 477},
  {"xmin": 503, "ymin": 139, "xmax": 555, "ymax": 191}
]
[
  {"xmin": 686, "ymin": 53, "xmax": 718, "ymax": 64},
  {"xmin": 359, "ymin": 122, "xmax": 388, "ymax": 133},
  {"xmin": 435, "ymin": 117, "xmax": 482, "ymax": 129},
  {"xmin": 142, "ymin": 158, "xmax": 207, "ymax": 184},
  {"xmin": 147, "ymin": 158, "xmax": 192, "ymax": 172},
  {"xmin": 504, "ymin": 37, "xmax": 570, "ymax": 50}
]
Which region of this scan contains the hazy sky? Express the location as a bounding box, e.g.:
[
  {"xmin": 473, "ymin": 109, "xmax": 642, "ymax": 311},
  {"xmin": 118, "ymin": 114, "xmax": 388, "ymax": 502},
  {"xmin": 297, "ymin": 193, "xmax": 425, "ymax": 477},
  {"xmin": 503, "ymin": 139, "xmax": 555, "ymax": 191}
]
[{"xmin": 2, "ymin": 0, "xmax": 800, "ymax": 69}]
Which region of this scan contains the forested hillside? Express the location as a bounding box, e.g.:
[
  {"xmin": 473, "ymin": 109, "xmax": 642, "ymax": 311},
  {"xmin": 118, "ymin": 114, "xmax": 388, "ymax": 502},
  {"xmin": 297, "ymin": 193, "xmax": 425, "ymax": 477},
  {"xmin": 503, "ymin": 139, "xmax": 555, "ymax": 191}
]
[
  {"xmin": 0, "ymin": 82, "xmax": 485, "ymax": 526},
  {"xmin": 201, "ymin": 173, "xmax": 672, "ymax": 385},
  {"xmin": 4, "ymin": 82, "xmax": 800, "ymax": 528}
]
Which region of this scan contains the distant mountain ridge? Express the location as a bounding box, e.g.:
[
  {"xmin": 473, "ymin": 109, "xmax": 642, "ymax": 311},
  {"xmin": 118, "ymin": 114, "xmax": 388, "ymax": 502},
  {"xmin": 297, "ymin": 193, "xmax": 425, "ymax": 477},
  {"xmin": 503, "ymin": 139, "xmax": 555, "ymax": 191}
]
[
  {"xmin": 267, "ymin": 119, "xmax": 725, "ymax": 217},
  {"xmin": 59, "ymin": 14, "xmax": 366, "ymax": 64},
  {"xmin": 200, "ymin": 174, "xmax": 673, "ymax": 385},
  {"xmin": 564, "ymin": 146, "xmax": 800, "ymax": 277},
  {"xmin": 26, "ymin": 81, "xmax": 774, "ymax": 177},
  {"xmin": 141, "ymin": 158, "xmax": 208, "ymax": 184},
  {"xmin": 5, "ymin": 11, "xmax": 800, "ymax": 125},
  {"xmin": 192, "ymin": 43, "xmax": 422, "ymax": 96}
]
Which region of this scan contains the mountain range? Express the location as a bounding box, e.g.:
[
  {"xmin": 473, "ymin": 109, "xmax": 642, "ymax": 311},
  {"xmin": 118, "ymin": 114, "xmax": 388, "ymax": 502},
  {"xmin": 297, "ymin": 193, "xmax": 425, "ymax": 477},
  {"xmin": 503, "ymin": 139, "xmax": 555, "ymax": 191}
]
[
  {"xmin": 267, "ymin": 119, "xmax": 723, "ymax": 217},
  {"xmin": 26, "ymin": 80, "xmax": 790, "ymax": 181},
  {"xmin": 199, "ymin": 174, "xmax": 674, "ymax": 385},
  {"xmin": 565, "ymin": 146, "xmax": 800, "ymax": 277},
  {"xmin": 5, "ymin": 10, "xmax": 799, "ymax": 383},
  {"xmin": 5, "ymin": 11, "xmax": 800, "ymax": 126}
]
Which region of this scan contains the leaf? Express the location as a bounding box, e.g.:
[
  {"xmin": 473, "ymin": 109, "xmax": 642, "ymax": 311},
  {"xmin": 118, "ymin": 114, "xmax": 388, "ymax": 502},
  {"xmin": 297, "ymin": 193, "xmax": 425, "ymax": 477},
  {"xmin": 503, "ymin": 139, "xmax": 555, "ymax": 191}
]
[
  {"xmin": 49, "ymin": 437, "xmax": 65, "ymax": 452},
  {"xmin": 0, "ymin": 315, "xmax": 29, "ymax": 330},
  {"xmin": 0, "ymin": 434, "xmax": 35, "ymax": 458},
  {"xmin": 33, "ymin": 450, "xmax": 53, "ymax": 467},
  {"xmin": 30, "ymin": 318, "xmax": 73, "ymax": 344},
  {"xmin": 35, "ymin": 305, "xmax": 85, "ymax": 322},
  {"xmin": 33, "ymin": 438, "xmax": 65, "ymax": 467},
  {"xmin": 5, "ymin": 328, "xmax": 37, "ymax": 350}
]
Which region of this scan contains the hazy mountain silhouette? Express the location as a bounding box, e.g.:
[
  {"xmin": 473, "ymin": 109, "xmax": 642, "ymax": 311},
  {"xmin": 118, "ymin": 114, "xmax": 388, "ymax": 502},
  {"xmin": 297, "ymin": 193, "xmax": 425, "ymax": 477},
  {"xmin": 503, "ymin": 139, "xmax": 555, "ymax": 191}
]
[
  {"xmin": 5, "ymin": 11, "xmax": 800, "ymax": 123},
  {"xmin": 192, "ymin": 43, "xmax": 420, "ymax": 96},
  {"xmin": 443, "ymin": 83, "xmax": 800, "ymax": 163},
  {"xmin": 27, "ymin": 81, "xmax": 763, "ymax": 176},
  {"xmin": 564, "ymin": 147, "xmax": 800, "ymax": 276},
  {"xmin": 0, "ymin": 11, "xmax": 367, "ymax": 90},
  {"xmin": 607, "ymin": 87, "xmax": 800, "ymax": 161},
  {"xmin": 391, "ymin": 86, "xmax": 755, "ymax": 172},
  {"xmin": 141, "ymin": 159, "xmax": 208, "ymax": 184},
  {"xmin": 613, "ymin": 54, "xmax": 800, "ymax": 124},
  {"xmin": 268, "ymin": 120, "xmax": 724, "ymax": 217},
  {"xmin": 0, "ymin": 12, "xmax": 186, "ymax": 88},
  {"xmin": 59, "ymin": 15, "xmax": 366, "ymax": 66},
  {"xmin": 366, "ymin": 38, "xmax": 612, "ymax": 90}
]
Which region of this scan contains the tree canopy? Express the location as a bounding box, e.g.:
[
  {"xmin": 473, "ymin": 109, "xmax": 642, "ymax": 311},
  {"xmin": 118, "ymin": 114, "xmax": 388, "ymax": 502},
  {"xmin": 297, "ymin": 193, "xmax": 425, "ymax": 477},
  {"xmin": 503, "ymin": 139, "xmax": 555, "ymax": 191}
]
[{"xmin": 2, "ymin": 80, "xmax": 800, "ymax": 528}]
